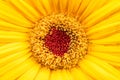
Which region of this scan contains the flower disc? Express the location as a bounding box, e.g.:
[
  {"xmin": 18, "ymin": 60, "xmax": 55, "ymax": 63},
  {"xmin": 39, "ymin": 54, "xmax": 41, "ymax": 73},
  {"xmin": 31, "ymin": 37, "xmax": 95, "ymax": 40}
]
[{"xmin": 30, "ymin": 14, "xmax": 88, "ymax": 69}]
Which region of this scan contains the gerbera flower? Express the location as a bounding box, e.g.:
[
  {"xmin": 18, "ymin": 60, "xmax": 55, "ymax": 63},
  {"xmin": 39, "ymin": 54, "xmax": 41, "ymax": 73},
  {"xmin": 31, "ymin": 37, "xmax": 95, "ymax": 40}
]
[{"xmin": 0, "ymin": 0, "xmax": 120, "ymax": 80}]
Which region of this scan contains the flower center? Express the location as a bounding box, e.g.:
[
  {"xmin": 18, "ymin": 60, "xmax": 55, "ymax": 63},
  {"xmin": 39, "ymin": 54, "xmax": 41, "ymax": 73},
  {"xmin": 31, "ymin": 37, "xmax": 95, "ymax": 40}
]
[
  {"xmin": 44, "ymin": 27, "xmax": 70, "ymax": 56},
  {"xmin": 29, "ymin": 14, "xmax": 88, "ymax": 70}
]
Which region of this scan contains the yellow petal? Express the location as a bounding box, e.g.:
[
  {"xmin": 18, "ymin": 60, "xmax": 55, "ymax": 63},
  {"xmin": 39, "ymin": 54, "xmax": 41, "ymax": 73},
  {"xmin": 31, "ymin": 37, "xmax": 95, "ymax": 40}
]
[
  {"xmin": 8, "ymin": 0, "xmax": 40, "ymax": 22},
  {"xmin": 83, "ymin": 1, "xmax": 120, "ymax": 28},
  {"xmin": 76, "ymin": 0, "xmax": 90, "ymax": 19},
  {"xmin": 70, "ymin": 68, "xmax": 93, "ymax": 80},
  {"xmin": 18, "ymin": 61, "xmax": 40, "ymax": 80},
  {"xmin": 0, "ymin": 42, "xmax": 29, "ymax": 57},
  {"xmin": 59, "ymin": 0, "xmax": 68, "ymax": 14},
  {"xmin": 27, "ymin": 0, "xmax": 50, "ymax": 16},
  {"xmin": 86, "ymin": 11, "xmax": 120, "ymax": 32},
  {"xmin": 49, "ymin": 0, "xmax": 60, "ymax": 13},
  {"xmin": 71, "ymin": 0, "xmax": 82, "ymax": 16},
  {"xmin": 118, "ymin": 68, "xmax": 120, "ymax": 71},
  {"xmin": 0, "ymin": 43, "xmax": 8, "ymax": 46},
  {"xmin": 90, "ymin": 33, "xmax": 120, "ymax": 44},
  {"xmin": 107, "ymin": 61, "xmax": 120, "ymax": 67},
  {"xmin": 39, "ymin": 0, "xmax": 52, "ymax": 15},
  {"xmin": 79, "ymin": 55, "xmax": 120, "ymax": 80},
  {"xmin": 0, "ymin": 31, "xmax": 28, "ymax": 42},
  {"xmin": 66, "ymin": 0, "xmax": 82, "ymax": 15},
  {"xmin": 0, "ymin": 21, "xmax": 29, "ymax": 32},
  {"xmin": 0, "ymin": 53, "xmax": 31, "ymax": 77},
  {"xmin": 0, "ymin": 49, "xmax": 30, "ymax": 67},
  {"xmin": 35, "ymin": 67, "xmax": 50, "ymax": 80},
  {"xmin": 61, "ymin": 70, "xmax": 73, "ymax": 80},
  {"xmin": 88, "ymin": 43, "xmax": 120, "ymax": 53},
  {"xmin": 86, "ymin": 55, "xmax": 120, "ymax": 79},
  {"xmin": 79, "ymin": 0, "xmax": 109, "ymax": 21},
  {"xmin": 0, "ymin": 57, "xmax": 34, "ymax": 80},
  {"xmin": 50, "ymin": 70, "xmax": 63, "ymax": 80},
  {"xmin": 0, "ymin": 0, "xmax": 32, "ymax": 27},
  {"xmin": 87, "ymin": 21, "xmax": 120, "ymax": 39},
  {"xmin": 79, "ymin": 59, "xmax": 102, "ymax": 80},
  {"xmin": 89, "ymin": 52, "xmax": 120, "ymax": 62}
]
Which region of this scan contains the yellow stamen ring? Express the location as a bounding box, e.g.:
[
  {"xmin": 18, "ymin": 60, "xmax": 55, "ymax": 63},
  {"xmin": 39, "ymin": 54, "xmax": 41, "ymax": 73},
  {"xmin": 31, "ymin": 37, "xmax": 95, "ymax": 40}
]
[{"xmin": 29, "ymin": 14, "xmax": 88, "ymax": 70}]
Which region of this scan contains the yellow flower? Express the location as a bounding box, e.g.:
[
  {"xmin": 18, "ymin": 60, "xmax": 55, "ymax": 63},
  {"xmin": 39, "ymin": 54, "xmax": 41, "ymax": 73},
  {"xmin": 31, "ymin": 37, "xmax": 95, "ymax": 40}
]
[{"xmin": 0, "ymin": 0, "xmax": 120, "ymax": 80}]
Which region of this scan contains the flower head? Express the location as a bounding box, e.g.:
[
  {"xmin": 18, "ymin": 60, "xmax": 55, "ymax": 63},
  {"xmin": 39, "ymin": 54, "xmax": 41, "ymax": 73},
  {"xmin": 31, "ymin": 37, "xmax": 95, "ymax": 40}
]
[{"xmin": 0, "ymin": 0, "xmax": 120, "ymax": 80}]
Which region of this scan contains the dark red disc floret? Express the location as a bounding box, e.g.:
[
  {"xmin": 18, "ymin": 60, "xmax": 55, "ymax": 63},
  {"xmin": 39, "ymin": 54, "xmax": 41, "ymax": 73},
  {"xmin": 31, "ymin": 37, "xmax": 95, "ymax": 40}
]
[{"xmin": 44, "ymin": 27, "xmax": 70, "ymax": 56}]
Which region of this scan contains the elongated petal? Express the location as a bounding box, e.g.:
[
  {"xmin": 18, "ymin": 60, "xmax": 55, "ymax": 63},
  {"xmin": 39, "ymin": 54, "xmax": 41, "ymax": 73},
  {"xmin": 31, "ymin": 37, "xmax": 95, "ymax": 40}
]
[
  {"xmin": 87, "ymin": 55, "xmax": 120, "ymax": 79},
  {"xmin": 18, "ymin": 61, "xmax": 40, "ymax": 80},
  {"xmin": 49, "ymin": 0, "xmax": 61, "ymax": 13},
  {"xmin": 76, "ymin": 0, "xmax": 90, "ymax": 18},
  {"xmin": 67, "ymin": 0, "xmax": 82, "ymax": 16},
  {"xmin": 79, "ymin": 0, "xmax": 108, "ymax": 21},
  {"xmin": 107, "ymin": 61, "xmax": 120, "ymax": 67},
  {"xmin": 0, "ymin": 31, "xmax": 28, "ymax": 42},
  {"xmin": 0, "ymin": 49, "xmax": 30, "ymax": 67},
  {"xmin": 88, "ymin": 44, "xmax": 120, "ymax": 53},
  {"xmin": 56, "ymin": 0, "xmax": 68, "ymax": 14},
  {"xmin": 0, "ymin": 21, "xmax": 29, "ymax": 32},
  {"xmin": 71, "ymin": 0, "xmax": 82, "ymax": 16},
  {"xmin": 0, "ymin": 57, "xmax": 34, "ymax": 80},
  {"xmin": 86, "ymin": 11, "xmax": 120, "ymax": 32},
  {"xmin": 35, "ymin": 67, "xmax": 50, "ymax": 80},
  {"xmin": 0, "ymin": 42, "xmax": 8, "ymax": 46},
  {"xmin": 89, "ymin": 52, "xmax": 120, "ymax": 62},
  {"xmin": 8, "ymin": 0, "xmax": 40, "ymax": 22},
  {"xmin": 27, "ymin": 0, "xmax": 51, "ymax": 16},
  {"xmin": 0, "ymin": 53, "xmax": 31, "ymax": 76},
  {"xmin": 40, "ymin": 0, "xmax": 52, "ymax": 14},
  {"xmin": 50, "ymin": 70, "xmax": 63, "ymax": 80},
  {"xmin": 61, "ymin": 70, "xmax": 73, "ymax": 80},
  {"xmin": 0, "ymin": 0, "xmax": 32, "ymax": 27},
  {"xmin": 90, "ymin": 33, "xmax": 120, "ymax": 44},
  {"xmin": 83, "ymin": 1, "xmax": 120, "ymax": 28},
  {"xmin": 70, "ymin": 68, "xmax": 93, "ymax": 80},
  {"xmin": 0, "ymin": 42, "xmax": 29, "ymax": 57},
  {"xmin": 79, "ymin": 55, "xmax": 120, "ymax": 80},
  {"xmin": 87, "ymin": 22, "xmax": 120, "ymax": 39}
]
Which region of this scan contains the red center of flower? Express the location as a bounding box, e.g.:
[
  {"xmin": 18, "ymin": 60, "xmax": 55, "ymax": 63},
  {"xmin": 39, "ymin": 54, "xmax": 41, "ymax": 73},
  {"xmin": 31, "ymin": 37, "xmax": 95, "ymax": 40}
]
[{"xmin": 44, "ymin": 27, "xmax": 70, "ymax": 56}]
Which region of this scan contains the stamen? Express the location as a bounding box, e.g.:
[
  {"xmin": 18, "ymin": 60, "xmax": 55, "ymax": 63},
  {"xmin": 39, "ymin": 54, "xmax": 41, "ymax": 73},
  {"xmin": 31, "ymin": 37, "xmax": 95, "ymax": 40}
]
[{"xmin": 29, "ymin": 14, "xmax": 88, "ymax": 69}]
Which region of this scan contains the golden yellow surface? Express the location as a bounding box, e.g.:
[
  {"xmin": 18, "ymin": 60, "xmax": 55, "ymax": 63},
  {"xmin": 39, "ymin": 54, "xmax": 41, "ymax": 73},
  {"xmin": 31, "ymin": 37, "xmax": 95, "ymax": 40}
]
[{"xmin": 0, "ymin": 0, "xmax": 120, "ymax": 80}]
